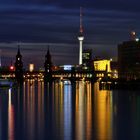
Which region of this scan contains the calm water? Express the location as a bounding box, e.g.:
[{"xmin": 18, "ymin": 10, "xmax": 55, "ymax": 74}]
[{"xmin": 0, "ymin": 81, "xmax": 140, "ymax": 140}]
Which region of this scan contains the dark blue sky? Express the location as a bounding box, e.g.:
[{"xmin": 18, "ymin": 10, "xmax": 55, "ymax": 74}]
[{"xmin": 0, "ymin": 0, "xmax": 140, "ymax": 68}]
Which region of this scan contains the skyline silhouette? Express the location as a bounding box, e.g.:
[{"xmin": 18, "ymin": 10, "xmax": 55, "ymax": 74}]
[{"xmin": 0, "ymin": 0, "xmax": 140, "ymax": 67}]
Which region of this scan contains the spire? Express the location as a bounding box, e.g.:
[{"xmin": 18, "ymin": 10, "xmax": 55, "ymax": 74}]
[
  {"xmin": 17, "ymin": 45, "xmax": 21, "ymax": 55},
  {"xmin": 80, "ymin": 7, "xmax": 83, "ymax": 34},
  {"xmin": 15, "ymin": 44, "xmax": 23, "ymax": 83},
  {"xmin": 47, "ymin": 45, "xmax": 50, "ymax": 56},
  {"xmin": 16, "ymin": 45, "xmax": 22, "ymax": 62},
  {"xmin": 44, "ymin": 45, "xmax": 53, "ymax": 82},
  {"xmin": 45, "ymin": 45, "xmax": 52, "ymax": 64}
]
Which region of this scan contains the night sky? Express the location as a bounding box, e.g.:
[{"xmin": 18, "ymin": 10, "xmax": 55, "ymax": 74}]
[{"xmin": 0, "ymin": 0, "xmax": 140, "ymax": 69}]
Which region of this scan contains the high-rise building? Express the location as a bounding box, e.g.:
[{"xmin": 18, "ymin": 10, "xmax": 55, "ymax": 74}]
[
  {"xmin": 78, "ymin": 7, "xmax": 84, "ymax": 65},
  {"xmin": 118, "ymin": 32, "xmax": 140, "ymax": 80},
  {"xmin": 82, "ymin": 49, "xmax": 92, "ymax": 69}
]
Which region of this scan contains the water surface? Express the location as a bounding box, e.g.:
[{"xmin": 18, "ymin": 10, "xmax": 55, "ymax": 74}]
[{"xmin": 0, "ymin": 81, "xmax": 140, "ymax": 140}]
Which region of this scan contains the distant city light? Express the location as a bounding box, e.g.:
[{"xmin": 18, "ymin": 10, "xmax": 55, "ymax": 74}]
[
  {"xmin": 131, "ymin": 31, "xmax": 136, "ymax": 40},
  {"xmin": 131, "ymin": 31, "xmax": 136, "ymax": 36},
  {"xmin": 136, "ymin": 38, "xmax": 139, "ymax": 42},
  {"xmin": 29, "ymin": 64, "xmax": 34, "ymax": 72},
  {"xmin": 63, "ymin": 65, "xmax": 72, "ymax": 70},
  {"xmin": 10, "ymin": 66, "xmax": 14, "ymax": 70}
]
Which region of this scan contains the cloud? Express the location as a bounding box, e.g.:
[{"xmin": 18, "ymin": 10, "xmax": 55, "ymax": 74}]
[
  {"xmin": 0, "ymin": 1, "xmax": 140, "ymax": 67},
  {"xmin": 0, "ymin": 42, "xmax": 79, "ymax": 68},
  {"xmin": 0, "ymin": 4, "xmax": 139, "ymax": 44}
]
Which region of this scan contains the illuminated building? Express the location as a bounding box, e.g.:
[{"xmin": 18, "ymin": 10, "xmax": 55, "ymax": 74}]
[
  {"xmin": 29, "ymin": 63, "xmax": 34, "ymax": 72},
  {"xmin": 82, "ymin": 49, "xmax": 92, "ymax": 69},
  {"xmin": 93, "ymin": 59, "xmax": 118, "ymax": 79},
  {"xmin": 78, "ymin": 7, "xmax": 84, "ymax": 65},
  {"xmin": 59, "ymin": 65, "xmax": 73, "ymax": 71},
  {"xmin": 94, "ymin": 59, "xmax": 111, "ymax": 72},
  {"xmin": 110, "ymin": 61, "xmax": 118, "ymax": 79},
  {"xmin": 118, "ymin": 32, "xmax": 140, "ymax": 80}
]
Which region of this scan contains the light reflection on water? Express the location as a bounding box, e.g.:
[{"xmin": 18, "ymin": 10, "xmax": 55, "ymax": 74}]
[
  {"xmin": 8, "ymin": 88, "xmax": 14, "ymax": 140},
  {"xmin": 0, "ymin": 81, "xmax": 140, "ymax": 140},
  {"xmin": 94, "ymin": 83, "xmax": 113, "ymax": 140}
]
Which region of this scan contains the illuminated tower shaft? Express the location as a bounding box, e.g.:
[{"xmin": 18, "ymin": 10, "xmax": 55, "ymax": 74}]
[
  {"xmin": 78, "ymin": 7, "xmax": 84, "ymax": 65},
  {"xmin": 78, "ymin": 36, "xmax": 84, "ymax": 65}
]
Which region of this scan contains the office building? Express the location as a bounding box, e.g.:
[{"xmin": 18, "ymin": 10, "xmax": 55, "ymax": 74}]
[
  {"xmin": 118, "ymin": 33, "xmax": 140, "ymax": 80},
  {"xmin": 82, "ymin": 49, "xmax": 92, "ymax": 69}
]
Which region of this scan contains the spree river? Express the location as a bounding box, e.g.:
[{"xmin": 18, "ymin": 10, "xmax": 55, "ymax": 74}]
[{"xmin": 0, "ymin": 81, "xmax": 140, "ymax": 140}]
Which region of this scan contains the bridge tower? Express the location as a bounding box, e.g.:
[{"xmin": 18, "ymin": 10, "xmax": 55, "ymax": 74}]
[
  {"xmin": 44, "ymin": 47, "xmax": 53, "ymax": 82},
  {"xmin": 15, "ymin": 45, "xmax": 23, "ymax": 83}
]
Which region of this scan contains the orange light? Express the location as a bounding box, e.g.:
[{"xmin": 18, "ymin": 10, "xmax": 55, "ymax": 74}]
[
  {"xmin": 131, "ymin": 31, "xmax": 136, "ymax": 36},
  {"xmin": 10, "ymin": 66, "xmax": 14, "ymax": 70},
  {"xmin": 29, "ymin": 64, "xmax": 34, "ymax": 72}
]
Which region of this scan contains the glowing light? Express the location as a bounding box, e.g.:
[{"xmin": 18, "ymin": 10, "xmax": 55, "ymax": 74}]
[
  {"xmin": 94, "ymin": 84, "xmax": 113, "ymax": 140},
  {"xmin": 63, "ymin": 65, "xmax": 72, "ymax": 70},
  {"xmin": 29, "ymin": 64, "xmax": 34, "ymax": 72},
  {"xmin": 136, "ymin": 38, "xmax": 139, "ymax": 42},
  {"xmin": 131, "ymin": 31, "xmax": 136, "ymax": 36},
  {"xmin": 10, "ymin": 66, "xmax": 14, "ymax": 70}
]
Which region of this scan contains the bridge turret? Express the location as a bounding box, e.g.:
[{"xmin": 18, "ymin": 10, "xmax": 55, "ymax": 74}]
[
  {"xmin": 44, "ymin": 47, "xmax": 53, "ymax": 82},
  {"xmin": 15, "ymin": 45, "xmax": 23, "ymax": 83}
]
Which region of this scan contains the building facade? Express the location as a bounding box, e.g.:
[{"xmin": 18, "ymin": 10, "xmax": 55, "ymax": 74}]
[
  {"xmin": 94, "ymin": 59, "xmax": 111, "ymax": 72},
  {"xmin": 82, "ymin": 49, "xmax": 92, "ymax": 69},
  {"xmin": 93, "ymin": 59, "xmax": 118, "ymax": 79},
  {"xmin": 118, "ymin": 40, "xmax": 140, "ymax": 80}
]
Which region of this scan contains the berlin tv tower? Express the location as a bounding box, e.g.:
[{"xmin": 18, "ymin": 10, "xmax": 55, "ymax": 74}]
[{"xmin": 78, "ymin": 7, "xmax": 84, "ymax": 65}]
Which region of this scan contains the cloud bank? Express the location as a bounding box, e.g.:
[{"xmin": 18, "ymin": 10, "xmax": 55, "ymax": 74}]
[{"xmin": 0, "ymin": 0, "xmax": 140, "ymax": 68}]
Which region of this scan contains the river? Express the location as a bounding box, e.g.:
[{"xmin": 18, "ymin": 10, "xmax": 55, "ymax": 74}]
[{"xmin": 0, "ymin": 81, "xmax": 140, "ymax": 140}]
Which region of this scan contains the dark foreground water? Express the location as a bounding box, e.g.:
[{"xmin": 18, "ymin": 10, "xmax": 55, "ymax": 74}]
[{"xmin": 0, "ymin": 81, "xmax": 140, "ymax": 140}]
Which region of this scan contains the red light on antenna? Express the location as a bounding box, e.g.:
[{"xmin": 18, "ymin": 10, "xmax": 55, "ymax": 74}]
[{"xmin": 79, "ymin": 7, "xmax": 84, "ymax": 33}]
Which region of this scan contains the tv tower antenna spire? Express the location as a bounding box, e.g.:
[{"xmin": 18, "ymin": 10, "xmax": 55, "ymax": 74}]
[{"xmin": 80, "ymin": 7, "xmax": 83, "ymax": 34}]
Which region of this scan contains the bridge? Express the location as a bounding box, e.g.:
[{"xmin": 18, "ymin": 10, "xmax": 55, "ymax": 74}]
[
  {"xmin": 0, "ymin": 69, "xmax": 108, "ymax": 82},
  {"xmin": 24, "ymin": 69, "xmax": 108, "ymax": 82}
]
